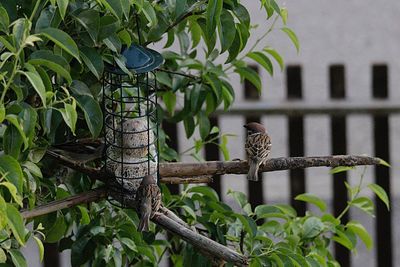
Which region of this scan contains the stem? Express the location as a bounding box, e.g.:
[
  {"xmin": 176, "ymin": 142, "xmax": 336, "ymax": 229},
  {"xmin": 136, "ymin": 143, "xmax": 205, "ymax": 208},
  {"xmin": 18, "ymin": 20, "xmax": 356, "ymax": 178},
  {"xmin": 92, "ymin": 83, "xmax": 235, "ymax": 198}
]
[
  {"xmin": 29, "ymin": 0, "xmax": 43, "ymax": 21},
  {"xmin": 0, "ymin": 50, "xmax": 22, "ymax": 103},
  {"xmin": 336, "ymin": 166, "xmax": 367, "ymax": 221}
]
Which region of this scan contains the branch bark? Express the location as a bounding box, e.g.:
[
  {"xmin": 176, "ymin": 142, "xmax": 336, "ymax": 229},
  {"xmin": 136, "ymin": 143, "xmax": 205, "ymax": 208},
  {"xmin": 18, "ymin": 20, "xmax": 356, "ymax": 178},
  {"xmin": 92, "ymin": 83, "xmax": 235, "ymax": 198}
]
[
  {"xmin": 47, "ymin": 149, "xmax": 383, "ymax": 182},
  {"xmin": 159, "ymin": 155, "xmax": 382, "ymax": 178},
  {"xmin": 153, "ymin": 212, "xmax": 248, "ymax": 266},
  {"xmin": 21, "ymin": 188, "xmax": 107, "ymax": 220}
]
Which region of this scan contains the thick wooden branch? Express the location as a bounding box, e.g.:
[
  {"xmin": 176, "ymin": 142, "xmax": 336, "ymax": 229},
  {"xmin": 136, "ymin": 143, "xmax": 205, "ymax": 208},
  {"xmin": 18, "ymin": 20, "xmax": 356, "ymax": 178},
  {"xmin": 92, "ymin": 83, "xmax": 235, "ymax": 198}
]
[
  {"xmin": 47, "ymin": 148, "xmax": 382, "ymax": 182},
  {"xmin": 161, "ymin": 175, "xmax": 213, "ymax": 184},
  {"xmin": 159, "ymin": 155, "xmax": 382, "ymax": 178},
  {"xmin": 153, "ymin": 212, "xmax": 248, "ymax": 266},
  {"xmin": 21, "ymin": 188, "xmax": 107, "ymax": 219}
]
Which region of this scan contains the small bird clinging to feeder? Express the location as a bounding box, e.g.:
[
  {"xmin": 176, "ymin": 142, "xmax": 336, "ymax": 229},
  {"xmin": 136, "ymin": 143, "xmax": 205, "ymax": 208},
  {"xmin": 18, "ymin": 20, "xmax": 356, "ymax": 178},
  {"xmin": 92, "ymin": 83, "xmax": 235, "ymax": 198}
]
[
  {"xmin": 244, "ymin": 122, "xmax": 272, "ymax": 182},
  {"xmin": 136, "ymin": 174, "xmax": 161, "ymax": 232}
]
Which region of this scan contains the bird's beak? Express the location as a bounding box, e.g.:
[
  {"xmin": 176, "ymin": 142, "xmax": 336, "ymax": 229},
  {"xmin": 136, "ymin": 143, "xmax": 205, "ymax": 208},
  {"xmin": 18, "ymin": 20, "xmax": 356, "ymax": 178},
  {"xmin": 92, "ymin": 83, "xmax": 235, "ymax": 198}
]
[{"xmin": 243, "ymin": 125, "xmax": 247, "ymax": 129}]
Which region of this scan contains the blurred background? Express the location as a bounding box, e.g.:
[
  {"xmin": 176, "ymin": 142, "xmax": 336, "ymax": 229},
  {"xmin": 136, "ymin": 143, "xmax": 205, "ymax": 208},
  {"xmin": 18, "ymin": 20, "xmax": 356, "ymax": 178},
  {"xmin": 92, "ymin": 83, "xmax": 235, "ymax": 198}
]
[{"xmin": 23, "ymin": 1, "xmax": 400, "ymax": 266}]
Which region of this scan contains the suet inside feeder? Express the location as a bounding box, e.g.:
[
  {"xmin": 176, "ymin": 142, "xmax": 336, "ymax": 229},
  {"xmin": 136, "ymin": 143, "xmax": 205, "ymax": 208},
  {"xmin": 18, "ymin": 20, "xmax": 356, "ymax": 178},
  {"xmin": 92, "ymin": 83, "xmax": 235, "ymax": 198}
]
[{"xmin": 102, "ymin": 44, "xmax": 163, "ymax": 207}]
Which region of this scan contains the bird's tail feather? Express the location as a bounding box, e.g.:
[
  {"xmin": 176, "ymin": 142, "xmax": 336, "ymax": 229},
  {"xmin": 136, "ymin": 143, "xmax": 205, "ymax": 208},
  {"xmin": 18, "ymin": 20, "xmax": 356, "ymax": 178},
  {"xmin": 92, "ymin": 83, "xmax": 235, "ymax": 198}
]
[
  {"xmin": 247, "ymin": 160, "xmax": 260, "ymax": 182},
  {"xmin": 138, "ymin": 213, "xmax": 150, "ymax": 232}
]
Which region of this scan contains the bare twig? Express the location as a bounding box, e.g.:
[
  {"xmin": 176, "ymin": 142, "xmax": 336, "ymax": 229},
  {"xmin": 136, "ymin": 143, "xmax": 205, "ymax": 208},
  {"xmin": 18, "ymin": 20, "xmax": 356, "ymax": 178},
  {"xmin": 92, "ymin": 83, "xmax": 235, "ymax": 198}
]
[
  {"xmin": 21, "ymin": 188, "xmax": 107, "ymax": 220},
  {"xmin": 153, "ymin": 212, "xmax": 248, "ymax": 266}
]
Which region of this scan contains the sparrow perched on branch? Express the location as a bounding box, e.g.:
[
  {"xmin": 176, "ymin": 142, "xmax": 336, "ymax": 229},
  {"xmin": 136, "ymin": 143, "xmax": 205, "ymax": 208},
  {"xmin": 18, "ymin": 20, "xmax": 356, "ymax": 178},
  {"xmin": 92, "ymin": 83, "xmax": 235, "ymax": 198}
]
[
  {"xmin": 244, "ymin": 122, "xmax": 271, "ymax": 182},
  {"xmin": 136, "ymin": 174, "xmax": 161, "ymax": 232}
]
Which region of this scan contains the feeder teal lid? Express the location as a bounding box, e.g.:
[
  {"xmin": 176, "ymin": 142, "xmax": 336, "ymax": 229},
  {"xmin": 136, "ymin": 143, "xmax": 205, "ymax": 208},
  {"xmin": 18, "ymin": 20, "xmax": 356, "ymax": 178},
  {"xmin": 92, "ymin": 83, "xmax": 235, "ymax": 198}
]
[{"xmin": 107, "ymin": 44, "xmax": 163, "ymax": 74}]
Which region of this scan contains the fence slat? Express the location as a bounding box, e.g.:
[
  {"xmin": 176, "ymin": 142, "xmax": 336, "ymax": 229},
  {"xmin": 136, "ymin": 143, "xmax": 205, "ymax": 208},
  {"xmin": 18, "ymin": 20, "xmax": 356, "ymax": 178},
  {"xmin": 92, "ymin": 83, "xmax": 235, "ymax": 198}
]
[
  {"xmin": 287, "ymin": 66, "xmax": 306, "ymax": 216},
  {"xmin": 244, "ymin": 65, "xmax": 265, "ymax": 209},
  {"xmin": 373, "ymin": 64, "xmax": 393, "ymax": 267},
  {"xmin": 330, "ymin": 65, "xmax": 350, "ymax": 267}
]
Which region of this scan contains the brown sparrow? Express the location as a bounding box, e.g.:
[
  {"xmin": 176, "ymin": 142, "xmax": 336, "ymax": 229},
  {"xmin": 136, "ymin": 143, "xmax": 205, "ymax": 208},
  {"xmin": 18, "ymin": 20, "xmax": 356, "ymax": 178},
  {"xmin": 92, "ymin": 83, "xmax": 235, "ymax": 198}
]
[
  {"xmin": 244, "ymin": 122, "xmax": 271, "ymax": 182},
  {"xmin": 135, "ymin": 174, "xmax": 161, "ymax": 232}
]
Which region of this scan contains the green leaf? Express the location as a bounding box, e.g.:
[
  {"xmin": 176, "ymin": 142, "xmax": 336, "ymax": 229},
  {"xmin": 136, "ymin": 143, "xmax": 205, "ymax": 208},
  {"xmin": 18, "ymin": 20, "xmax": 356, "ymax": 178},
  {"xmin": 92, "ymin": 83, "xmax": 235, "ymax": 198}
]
[
  {"xmin": 36, "ymin": 66, "xmax": 53, "ymax": 92},
  {"xmin": 0, "ymin": 196, "xmax": 6, "ymax": 229},
  {"xmin": 281, "ymin": 8, "xmax": 288, "ymax": 25},
  {"xmin": 28, "ymin": 55, "xmax": 72, "ymax": 85},
  {"xmin": 198, "ymin": 112, "xmax": 210, "ymax": 140},
  {"xmin": 351, "ymin": 197, "xmax": 374, "ymax": 216},
  {"xmin": 70, "ymin": 80, "xmax": 93, "ymax": 97},
  {"xmin": 0, "ymin": 5, "xmax": 9, "ymax": 33},
  {"xmin": 142, "ymin": 1, "xmax": 157, "ymax": 27},
  {"xmin": 74, "ymin": 95, "xmax": 103, "ymax": 138},
  {"xmin": 182, "ymin": 206, "xmax": 196, "ymax": 219},
  {"xmin": 80, "ymin": 47, "xmax": 104, "ymax": 80},
  {"xmin": 0, "ymin": 247, "xmax": 6, "ymax": 263},
  {"xmin": 57, "ymin": 0, "xmax": 69, "ymax": 19},
  {"xmin": 77, "ymin": 206, "xmax": 90, "ymax": 225},
  {"xmin": 33, "ymin": 236, "xmax": 44, "ymax": 262},
  {"xmin": 74, "ymin": 9, "xmax": 100, "ymax": 42},
  {"xmin": 228, "ymin": 190, "xmax": 248, "ymax": 209},
  {"xmin": 184, "ymin": 116, "xmax": 195, "ymax": 139},
  {"xmin": 235, "ymin": 67, "xmax": 262, "ymax": 92},
  {"xmin": 264, "ymin": 47, "xmax": 285, "ymax": 71},
  {"xmin": 99, "ymin": 0, "xmax": 123, "ymax": 19},
  {"xmin": 20, "ymin": 71, "xmax": 47, "ymax": 107},
  {"xmin": 6, "ymin": 204, "xmax": 26, "ymax": 246},
  {"xmin": 39, "ymin": 27, "xmax": 80, "ymax": 62},
  {"xmin": 8, "ymin": 249, "xmax": 27, "ymax": 267},
  {"xmin": 0, "ymin": 155, "xmax": 23, "ymax": 193},
  {"xmin": 45, "ymin": 215, "xmax": 67, "ymax": 243},
  {"xmin": 188, "ymin": 186, "xmax": 219, "ymax": 201},
  {"xmin": 233, "ymin": 4, "xmax": 250, "ymax": 28},
  {"xmin": 368, "ymin": 183, "xmax": 390, "ymax": 210},
  {"xmin": 347, "ymin": 221, "xmax": 373, "ymax": 250},
  {"xmin": 302, "ymin": 217, "xmax": 324, "ymax": 239},
  {"xmin": 206, "ymin": 0, "xmax": 223, "ymax": 39},
  {"xmin": 247, "ymin": 51, "xmax": 273, "ymax": 75},
  {"xmin": 163, "ymin": 91, "xmax": 176, "ymax": 115},
  {"xmin": 378, "ymin": 158, "xmax": 390, "ymax": 167},
  {"xmin": 219, "ymin": 10, "xmax": 235, "ymax": 53},
  {"xmin": 0, "ymin": 103, "xmax": 5, "ymax": 122},
  {"xmin": 333, "ymin": 228, "xmax": 354, "ymax": 250},
  {"xmin": 281, "ymin": 27, "xmax": 300, "ymax": 53},
  {"xmin": 0, "ymin": 182, "xmax": 23, "ymax": 206},
  {"xmin": 22, "ymin": 161, "xmax": 42, "ymax": 178},
  {"xmin": 5, "ymin": 114, "xmax": 28, "ymax": 150},
  {"xmin": 19, "ymin": 105, "xmax": 38, "ymax": 147},
  {"xmin": 3, "ymin": 124, "xmax": 24, "ymax": 158},
  {"xmin": 330, "ymin": 166, "xmax": 354, "ymax": 174},
  {"xmin": 60, "ymin": 102, "xmax": 78, "ymax": 134},
  {"xmin": 120, "ymin": 237, "xmax": 137, "ymax": 251},
  {"xmin": 0, "ymin": 35, "xmax": 16, "ymax": 52},
  {"xmin": 295, "ymin": 193, "xmax": 327, "ymax": 212}
]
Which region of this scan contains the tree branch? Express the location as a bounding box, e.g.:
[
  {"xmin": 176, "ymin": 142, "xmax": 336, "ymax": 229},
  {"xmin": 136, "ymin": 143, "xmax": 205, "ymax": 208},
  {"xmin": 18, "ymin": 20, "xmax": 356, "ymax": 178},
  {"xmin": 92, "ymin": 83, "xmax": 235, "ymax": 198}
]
[
  {"xmin": 21, "ymin": 188, "xmax": 108, "ymax": 220},
  {"xmin": 153, "ymin": 212, "xmax": 248, "ymax": 266},
  {"xmin": 164, "ymin": 9, "xmax": 206, "ymax": 33},
  {"xmin": 47, "ymin": 149, "xmax": 383, "ymax": 182},
  {"xmin": 161, "ymin": 175, "xmax": 213, "ymax": 184},
  {"xmin": 159, "ymin": 155, "xmax": 382, "ymax": 177}
]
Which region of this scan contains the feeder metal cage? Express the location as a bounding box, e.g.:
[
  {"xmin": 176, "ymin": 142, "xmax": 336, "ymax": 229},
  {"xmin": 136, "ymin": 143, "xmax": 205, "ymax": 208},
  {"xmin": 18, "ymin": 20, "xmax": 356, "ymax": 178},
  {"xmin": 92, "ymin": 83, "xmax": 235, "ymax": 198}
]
[{"xmin": 102, "ymin": 44, "xmax": 163, "ymax": 207}]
